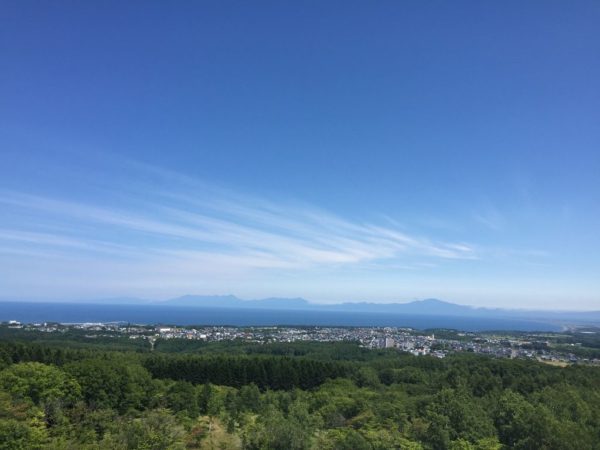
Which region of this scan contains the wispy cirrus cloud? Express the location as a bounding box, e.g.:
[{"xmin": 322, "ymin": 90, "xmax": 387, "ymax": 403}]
[
  {"xmin": 474, "ymin": 205, "xmax": 506, "ymax": 231},
  {"xmin": 0, "ymin": 162, "xmax": 480, "ymax": 298}
]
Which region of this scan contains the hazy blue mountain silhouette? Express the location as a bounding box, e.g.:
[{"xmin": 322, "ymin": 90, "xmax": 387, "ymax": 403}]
[
  {"xmin": 321, "ymin": 298, "xmax": 476, "ymax": 315},
  {"xmin": 165, "ymin": 295, "xmax": 464, "ymax": 313},
  {"xmin": 6, "ymin": 295, "xmax": 600, "ymax": 325},
  {"xmin": 159, "ymin": 295, "xmax": 600, "ymax": 324}
]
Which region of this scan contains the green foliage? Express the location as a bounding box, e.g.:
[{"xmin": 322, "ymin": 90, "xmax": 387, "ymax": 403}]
[
  {"xmin": 239, "ymin": 383, "xmax": 261, "ymax": 412},
  {"xmin": 0, "ymin": 392, "xmax": 47, "ymax": 449},
  {"xmin": 100, "ymin": 409, "xmax": 185, "ymax": 449},
  {"xmin": 143, "ymin": 353, "xmax": 351, "ymax": 389},
  {"xmin": 0, "ymin": 418, "xmax": 46, "ymax": 450},
  {"xmin": 0, "ymin": 362, "xmax": 81, "ymax": 406},
  {"xmin": 317, "ymin": 428, "xmax": 372, "ymax": 450},
  {"xmin": 65, "ymin": 357, "xmax": 153, "ymax": 412},
  {"xmin": 1, "ymin": 338, "xmax": 600, "ymax": 449},
  {"xmin": 242, "ymin": 404, "xmax": 313, "ymax": 450},
  {"xmin": 165, "ymin": 381, "xmax": 198, "ymax": 417}
]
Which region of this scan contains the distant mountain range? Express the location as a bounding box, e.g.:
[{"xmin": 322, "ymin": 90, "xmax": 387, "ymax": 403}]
[
  {"xmin": 163, "ymin": 295, "xmax": 473, "ymax": 314},
  {"xmin": 62, "ymin": 295, "xmax": 600, "ymax": 326},
  {"xmin": 4, "ymin": 295, "xmax": 599, "ymax": 326}
]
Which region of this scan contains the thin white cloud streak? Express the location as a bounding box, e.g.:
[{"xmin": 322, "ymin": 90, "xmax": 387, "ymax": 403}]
[
  {"xmin": 474, "ymin": 206, "xmax": 506, "ymax": 231},
  {"xmin": 0, "ymin": 185, "xmax": 477, "ymax": 269},
  {"xmin": 0, "ymin": 229, "xmax": 142, "ymax": 257},
  {"xmin": 0, "ymin": 164, "xmax": 481, "ymax": 299}
]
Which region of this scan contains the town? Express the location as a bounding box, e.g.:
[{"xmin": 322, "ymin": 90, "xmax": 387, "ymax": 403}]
[{"xmin": 3, "ymin": 320, "xmax": 599, "ymax": 366}]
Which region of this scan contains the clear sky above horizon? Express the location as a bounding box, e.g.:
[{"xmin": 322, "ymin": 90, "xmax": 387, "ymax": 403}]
[{"xmin": 1, "ymin": 1, "xmax": 599, "ymax": 309}]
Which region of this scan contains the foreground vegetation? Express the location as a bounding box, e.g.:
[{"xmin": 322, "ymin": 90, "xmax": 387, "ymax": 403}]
[{"xmin": 1, "ymin": 337, "xmax": 599, "ymax": 449}]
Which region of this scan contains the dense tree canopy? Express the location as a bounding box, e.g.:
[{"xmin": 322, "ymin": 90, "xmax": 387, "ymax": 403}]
[{"xmin": 0, "ymin": 338, "xmax": 599, "ymax": 449}]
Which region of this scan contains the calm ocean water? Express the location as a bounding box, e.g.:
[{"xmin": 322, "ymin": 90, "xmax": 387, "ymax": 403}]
[{"xmin": 0, "ymin": 302, "xmax": 560, "ymax": 332}]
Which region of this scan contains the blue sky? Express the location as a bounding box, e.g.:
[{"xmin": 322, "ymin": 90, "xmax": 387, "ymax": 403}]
[{"xmin": 1, "ymin": 1, "xmax": 599, "ymax": 309}]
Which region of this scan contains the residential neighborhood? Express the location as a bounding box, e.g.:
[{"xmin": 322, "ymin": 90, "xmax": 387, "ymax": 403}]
[{"xmin": 2, "ymin": 320, "xmax": 598, "ymax": 366}]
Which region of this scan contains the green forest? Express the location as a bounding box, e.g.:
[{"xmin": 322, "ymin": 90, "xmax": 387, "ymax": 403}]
[{"xmin": 1, "ymin": 337, "xmax": 599, "ymax": 449}]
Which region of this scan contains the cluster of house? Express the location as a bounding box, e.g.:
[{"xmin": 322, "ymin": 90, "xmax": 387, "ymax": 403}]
[{"xmin": 3, "ymin": 320, "xmax": 598, "ymax": 365}]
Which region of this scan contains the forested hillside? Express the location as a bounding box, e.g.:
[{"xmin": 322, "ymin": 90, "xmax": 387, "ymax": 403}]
[{"xmin": 1, "ymin": 339, "xmax": 599, "ymax": 449}]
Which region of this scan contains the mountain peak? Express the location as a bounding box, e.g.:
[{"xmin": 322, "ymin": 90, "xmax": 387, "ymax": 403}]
[{"xmin": 415, "ymin": 298, "xmax": 450, "ymax": 305}]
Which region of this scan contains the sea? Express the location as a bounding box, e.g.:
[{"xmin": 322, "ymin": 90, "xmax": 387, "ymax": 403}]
[{"xmin": 0, "ymin": 302, "xmax": 561, "ymax": 332}]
